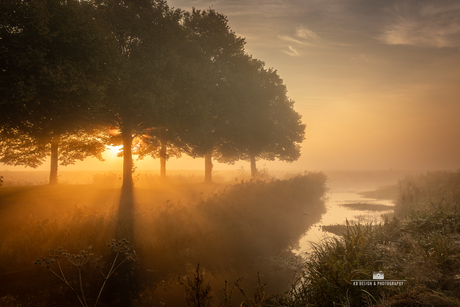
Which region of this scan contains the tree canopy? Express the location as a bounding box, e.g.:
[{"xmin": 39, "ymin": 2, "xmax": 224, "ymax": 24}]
[
  {"xmin": 97, "ymin": 0, "xmax": 218, "ymax": 190},
  {"xmin": 181, "ymin": 8, "xmax": 247, "ymax": 183},
  {"xmin": 0, "ymin": 0, "xmax": 113, "ymax": 183},
  {"xmin": 214, "ymin": 55, "xmax": 306, "ymax": 177},
  {"xmin": 1, "ymin": 1, "xmax": 306, "ymax": 185}
]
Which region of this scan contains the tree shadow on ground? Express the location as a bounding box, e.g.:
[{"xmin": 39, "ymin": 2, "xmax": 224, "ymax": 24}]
[
  {"xmin": 116, "ymin": 184, "xmax": 135, "ymax": 242},
  {"xmin": 109, "ymin": 184, "xmax": 139, "ymax": 306}
]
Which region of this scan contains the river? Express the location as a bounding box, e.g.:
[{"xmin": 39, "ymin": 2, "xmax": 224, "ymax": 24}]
[{"xmin": 294, "ymin": 189, "xmax": 395, "ymax": 255}]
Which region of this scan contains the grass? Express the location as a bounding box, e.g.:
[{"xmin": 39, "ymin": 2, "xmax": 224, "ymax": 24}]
[
  {"xmin": 320, "ymin": 224, "xmax": 348, "ymax": 236},
  {"xmin": 394, "ymin": 170, "xmax": 460, "ymax": 216},
  {"xmin": 5, "ymin": 170, "xmax": 459, "ymax": 306},
  {"xmin": 282, "ymin": 210, "xmax": 460, "ymax": 306},
  {"xmin": 176, "ymin": 207, "xmax": 460, "ymax": 306},
  {"xmin": 290, "ymin": 221, "xmax": 394, "ymax": 306},
  {"xmin": 0, "ymin": 172, "xmax": 328, "ymax": 306},
  {"xmin": 279, "ymin": 170, "xmax": 460, "ymax": 306}
]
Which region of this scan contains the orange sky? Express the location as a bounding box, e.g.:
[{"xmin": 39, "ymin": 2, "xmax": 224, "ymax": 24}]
[{"xmin": 2, "ymin": 0, "xmax": 460, "ymax": 173}]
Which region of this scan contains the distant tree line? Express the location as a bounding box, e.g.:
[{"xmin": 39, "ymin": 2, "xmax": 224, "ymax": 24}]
[{"xmin": 0, "ymin": 0, "xmax": 305, "ymax": 188}]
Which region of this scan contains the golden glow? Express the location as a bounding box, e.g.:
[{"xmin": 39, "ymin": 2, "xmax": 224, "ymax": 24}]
[
  {"xmin": 2, "ymin": 1, "xmax": 460, "ymax": 173},
  {"xmin": 105, "ymin": 145, "xmax": 123, "ymax": 159},
  {"xmin": 107, "ymin": 128, "xmax": 121, "ymax": 136}
]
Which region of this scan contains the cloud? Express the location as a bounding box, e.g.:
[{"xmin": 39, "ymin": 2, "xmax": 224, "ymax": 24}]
[
  {"xmin": 380, "ymin": 2, "xmax": 460, "ymax": 48},
  {"xmin": 279, "ymin": 25, "xmax": 323, "ymax": 55},
  {"xmin": 283, "ymin": 46, "xmax": 300, "ymax": 57},
  {"xmin": 295, "ymin": 26, "xmax": 320, "ymax": 40}
]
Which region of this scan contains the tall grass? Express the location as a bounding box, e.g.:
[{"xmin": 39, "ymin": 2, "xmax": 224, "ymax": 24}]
[
  {"xmin": 0, "ymin": 172, "xmax": 327, "ymax": 305},
  {"xmin": 288, "ymin": 221, "xmax": 397, "ymax": 306},
  {"xmin": 285, "ymin": 170, "xmax": 460, "ymax": 307},
  {"xmin": 286, "ymin": 212, "xmax": 460, "ymax": 306},
  {"xmin": 394, "ymin": 170, "xmax": 460, "ymax": 215}
]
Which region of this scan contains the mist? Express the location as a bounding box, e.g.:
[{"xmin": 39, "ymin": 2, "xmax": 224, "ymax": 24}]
[
  {"xmin": 0, "ymin": 172, "xmax": 328, "ymax": 305},
  {"xmin": 2, "ymin": 0, "xmax": 460, "ymax": 306}
]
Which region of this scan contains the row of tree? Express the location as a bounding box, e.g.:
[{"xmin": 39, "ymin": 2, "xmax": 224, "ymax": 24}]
[{"xmin": 0, "ymin": 0, "xmax": 305, "ymax": 188}]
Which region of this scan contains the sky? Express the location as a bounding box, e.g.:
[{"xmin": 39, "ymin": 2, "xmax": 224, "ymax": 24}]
[{"xmin": 3, "ymin": 0, "xmax": 460, "ymax": 173}]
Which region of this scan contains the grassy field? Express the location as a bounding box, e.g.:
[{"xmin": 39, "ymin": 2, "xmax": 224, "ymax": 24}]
[
  {"xmin": 146, "ymin": 170, "xmax": 460, "ymax": 307},
  {"xmin": 3, "ymin": 170, "xmax": 459, "ymax": 306},
  {"xmin": 0, "ymin": 172, "xmax": 327, "ymax": 306}
]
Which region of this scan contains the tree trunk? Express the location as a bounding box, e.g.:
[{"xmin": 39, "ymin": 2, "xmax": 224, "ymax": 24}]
[
  {"xmin": 49, "ymin": 134, "xmax": 60, "ymax": 185},
  {"xmin": 204, "ymin": 151, "xmax": 213, "ymax": 183},
  {"xmin": 250, "ymin": 155, "xmax": 257, "ymax": 178},
  {"xmin": 122, "ymin": 127, "xmax": 133, "ymax": 192},
  {"xmin": 118, "ymin": 126, "xmax": 135, "ymax": 243},
  {"xmin": 159, "ymin": 142, "xmax": 166, "ymax": 181}
]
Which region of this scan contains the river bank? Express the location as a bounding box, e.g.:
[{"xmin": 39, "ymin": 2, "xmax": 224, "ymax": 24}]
[{"xmin": 284, "ymin": 170, "xmax": 460, "ymax": 306}]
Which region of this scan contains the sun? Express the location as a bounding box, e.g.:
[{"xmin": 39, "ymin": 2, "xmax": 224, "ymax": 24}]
[{"xmin": 105, "ymin": 145, "xmax": 123, "ymax": 159}]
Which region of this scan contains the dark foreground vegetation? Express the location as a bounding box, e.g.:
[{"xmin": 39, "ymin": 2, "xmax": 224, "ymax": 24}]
[
  {"xmin": 0, "ymin": 173, "xmax": 327, "ymax": 306},
  {"xmin": 2, "ymin": 170, "xmax": 460, "ymax": 306},
  {"xmin": 288, "ymin": 170, "xmax": 460, "ymax": 306}
]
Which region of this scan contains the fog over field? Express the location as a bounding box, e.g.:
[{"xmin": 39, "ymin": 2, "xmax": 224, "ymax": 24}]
[{"xmin": 1, "ymin": 0, "xmax": 460, "ymax": 306}]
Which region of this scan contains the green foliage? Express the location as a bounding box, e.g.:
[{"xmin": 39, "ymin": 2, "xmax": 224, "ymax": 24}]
[
  {"xmin": 10, "ymin": 172, "xmax": 460, "ymax": 305},
  {"xmin": 1, "ymin": 0, "xmax": 306, "ymax": 187},
  {"xmin": 0, "ymin": 0, "xmax": 112, "ymax": 182},
  {"xmin": 98, "ymin": 1, "xmax": 215, "ymax": 188},
  {"xmin": 177, "ymin": 171, "xmax": 460, "ymax": 306},
  {"xmin": 212, "ymin": 54, "xmax": 306, "ymax": 176},
  {"xmin": 181, "ymin": 8, "xmax": 250, "ymax": 179},
  {"xmin": 0, "ymin": 128, "xmax": 107, "ymax": 168}
]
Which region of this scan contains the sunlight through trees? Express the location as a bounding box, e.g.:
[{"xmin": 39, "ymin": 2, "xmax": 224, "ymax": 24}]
[{"xmin": 0, "ymin": 0, "xmax": 305, "ymax": 185}]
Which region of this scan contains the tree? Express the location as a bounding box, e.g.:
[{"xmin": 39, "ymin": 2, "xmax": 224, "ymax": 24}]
[
  {"xmin": 217, "ymin": 56, "xmax": 306, "ymax": 177},
  {"xmin": 134, "ymin": 131, "xmax": 184, "ymax": 181},
  {"xmin": 97, "ymin": 0, "xmax": 221, "ymax": 190},
  {"xmin": 128, "ymin": 9, "xmax": 239, "ymax": 183},
  {"xmin": 182, "ymin": 8, "xmax": 246, "ymax": 183},
  {"xmin": 0, "ymin": 127, "xmax": 106, "ymax": 169},
  {"xmin": 0, "ymin": 0, "xmax": 113, "ymax": 184}
]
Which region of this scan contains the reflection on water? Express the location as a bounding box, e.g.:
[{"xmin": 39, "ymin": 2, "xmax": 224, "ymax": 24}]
[{"xmin": 294, "ymin": 190, "xmax": 394, "ymax": 255}]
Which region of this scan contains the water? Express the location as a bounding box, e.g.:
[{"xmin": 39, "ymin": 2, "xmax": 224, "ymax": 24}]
[{"xmin": 293, "ymin": 190, "xmax": 394, "ymax": 255}]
